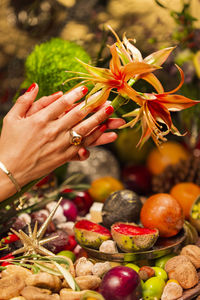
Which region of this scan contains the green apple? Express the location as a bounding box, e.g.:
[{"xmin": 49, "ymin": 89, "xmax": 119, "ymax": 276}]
[
  {"xmin": 142, "ymin": 277, "xmax": 165, "ymax": 299},
  {"xmin": 155, "ymin": 253, "xmax": 176, "ymax": 269},
  {"xmin": 125, "ymin": 263, "xmax": 140, "ymax": 273},
  {"xmin": 57, "ymin": 250, "xmax": 76, "ymax": 263},
  {"xmin": 152, "ymin": 267, "xmax": 168, "ymax": 281}
]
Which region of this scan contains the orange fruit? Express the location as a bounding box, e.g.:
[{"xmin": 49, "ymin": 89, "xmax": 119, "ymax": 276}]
[
  {"xmin": 146, "ymin": 141, "xmax": 189, "ymax": 175},
  {"xmin": 170, "ymin": 182, "xmax": 200, "ymax": 219},
  {"xmin": 88, "ymin": 176, "xmax": 124, "ymax": 203},
  {"xmin": 140, "ymin": 193, "xmax": 184, "ymax": 237}
]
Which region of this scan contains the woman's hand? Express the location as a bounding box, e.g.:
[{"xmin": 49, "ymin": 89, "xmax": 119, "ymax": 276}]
[{"xmin": 0, "ymin": 83, "xmax": 124, "ymax": 201}]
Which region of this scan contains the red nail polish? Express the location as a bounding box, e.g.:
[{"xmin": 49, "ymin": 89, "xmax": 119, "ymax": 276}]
[
  {"xmin": 82, "ymin": 148, "xmax": 88, "ymax": 156},
  {"xmin": 26, "ymin": 83, "xmax": 36, "ymax": 93},
  {"xmin": 51, "ymin": 91, "xmax": 62, "ymax": 95},
  {"xmin": 105, "ymin": 105, "xmax": 114, "ymax": 115},
  {"xmin": 100, "ymin": 124, "xmax": 107, "ymax": 132},
  {"xmin": 81, "ymin": 86, "xmax": 88, "ymax": 95}
]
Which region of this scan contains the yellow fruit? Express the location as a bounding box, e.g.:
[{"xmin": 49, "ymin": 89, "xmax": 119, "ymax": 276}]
[
  {"xmin": 147, "ymin": 141, "xmax": 189, "ymax": 175},
  {"xmin": 88, "ymin": 176, "xmax": 124, "ymax": 202}
]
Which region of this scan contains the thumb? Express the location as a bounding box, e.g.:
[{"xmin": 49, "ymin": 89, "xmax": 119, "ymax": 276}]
[{"xmin": 10, "ymin": 83, "xmax": 39, "ymax": 118}]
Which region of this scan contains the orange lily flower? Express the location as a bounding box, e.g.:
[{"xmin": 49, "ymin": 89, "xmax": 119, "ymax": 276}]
[
  {"xmin": 64, "ymin": 26, "xmax": 200, "ymax": 146},
  {"xmin": 121, "ymin": 66, "xmax": 200, "ymax": 147},
  {"xmin": 64, "ymin": 44, "xmax": 159, "ymax": 109}
]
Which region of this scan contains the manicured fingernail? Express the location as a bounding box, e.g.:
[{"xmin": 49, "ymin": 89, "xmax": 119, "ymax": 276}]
[
  {"xmin": 81, "ymin": 86, "xmax": 88, "ymax": 95},
  {"xmin": 26, "ymin": 83, "xmax": 36, "ymax": 93},
  {"xmin": 105, "ymin": 105, "xmax": 114, "ymax": 115},
  {"xmin": 82, "ymin": 148, "xmax": 88, "ymax": 156},
  {"xmin": 100, "ymin": 124, "xmax": 107, "ymax": 132},
  {"xmin": 51, "ymin": 91, "xmax": 62, "ymax": 96}
]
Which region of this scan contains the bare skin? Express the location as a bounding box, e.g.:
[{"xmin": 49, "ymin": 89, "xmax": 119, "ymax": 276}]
[{"xmin": 0, "ymin": 83, "xmax": 125, "ymax": 202}]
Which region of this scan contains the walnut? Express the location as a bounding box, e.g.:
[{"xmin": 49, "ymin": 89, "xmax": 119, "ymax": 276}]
[
  {"xmin": 169, "ymin": 262, "xmax": 198, "ymax": 289},
  {"xmin": 99, "ymin": 240, "xmax": 118, "ymax": 253},
  {"xmin": 92, "ymin": 262, "xmax": 111, "ymax": 278},
  {"xmin": 164, "ymin": 255, "xmax": 190, "ymax": 273},
  {"xmin": 75, "ymin": 257, "xmax": 93, "ymax": 277},
  {"xmin": 161, "ymin": 281, "xmax": 183, "ymax": 300},
  {"xmin": 25, "ymin": 272, "xmax": 62, "ymax": 292},
  {"xmin": 180, "ymin": 244, "xmax": 200, "ymax": 268}
]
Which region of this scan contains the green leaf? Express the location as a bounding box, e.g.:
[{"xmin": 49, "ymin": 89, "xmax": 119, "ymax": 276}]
[
  {"xmin": 53, "ymin": 261, "xmax": 80, "ymax": 291},
  {"xmin": 34, "ymin": 262, "xmax": 61, "ymax": 276}
]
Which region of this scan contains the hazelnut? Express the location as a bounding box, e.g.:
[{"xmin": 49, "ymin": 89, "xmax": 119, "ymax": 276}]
[
  {"xmin": 180, "ymin": 244, "xmax": 200, "ymax": 268},
  {"xmin": 138, "ymin": 266, "xmax": 155, "ymax": 281},
  {"xmin": 164, "ymin": 255, "xmax": 190, "ymax": 273},
  {"xmin": 161, "ymin": 281, "xmax": 183, "ymax": 300},
  {"xmin": 169, "ymin": 262, "xmax": 198, "ymax": 289}
]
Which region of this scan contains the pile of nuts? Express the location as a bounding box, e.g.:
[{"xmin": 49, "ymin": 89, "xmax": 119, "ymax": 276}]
[
  {"xmin": 161, "ymin": 244, "xmax": 200, "ymax": 300},
  {"xmin": 0, "ymin": 258, "xmax": 111, "ymax": 300}
]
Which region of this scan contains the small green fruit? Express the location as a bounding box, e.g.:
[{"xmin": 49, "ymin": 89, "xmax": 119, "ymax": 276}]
[
  {"xmin": 155, "ymin": 253, "xmax": 176, "ymax": 269},
  {"xmin": 142, "ymin": 277, "xmax": 165, "ymax": 300},
  {"xmin": 57, "ymin": 250, "xmax": 76, "ymax": 263},
  {"xmin": 125, "ymin": 263, "xmax": 140, "ymax": 273},
  {"xmin": 152, "ymin": 267, "xmax": 168, "ymax": 281}
]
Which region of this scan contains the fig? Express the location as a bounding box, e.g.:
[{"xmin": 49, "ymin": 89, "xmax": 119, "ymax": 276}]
[
  {"xmin": 74, "ymin": 220, "xmax": 111, "ymax": 249},
  {"xmin": 111, "ymin": 222, "xmax": 159, "ymax": 252},
  {"xmin": 102, "ymin": 190, "xmax": 142, "ymax": 228},
  {"xmin": 99, "ymin": 266, "xmax": 142, "ymax": 300}
]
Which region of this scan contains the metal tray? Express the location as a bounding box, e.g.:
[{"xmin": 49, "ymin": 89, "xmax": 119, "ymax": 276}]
[{"xmin": 82, "ymin": 228, "xmax": 186, "ymax": 262}]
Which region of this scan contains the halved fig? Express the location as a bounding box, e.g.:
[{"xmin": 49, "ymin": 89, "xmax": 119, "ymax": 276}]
[
  {"xmin": 74, "ymin": 220, "xmax": 111, "ymax": 249},
  {"xmin": 111, "ymin": 222, "xmax": 159, "ymax": 252}
]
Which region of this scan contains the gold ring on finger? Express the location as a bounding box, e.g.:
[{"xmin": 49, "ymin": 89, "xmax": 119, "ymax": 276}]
[{"xmin": 69, "ymin": 129, "xmax": 83, "ymax": 146}]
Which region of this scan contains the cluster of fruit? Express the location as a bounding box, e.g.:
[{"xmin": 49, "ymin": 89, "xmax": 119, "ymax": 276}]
[{"xmin": 1, "ymin": 138, "xmax": 200, "ymax": 299}]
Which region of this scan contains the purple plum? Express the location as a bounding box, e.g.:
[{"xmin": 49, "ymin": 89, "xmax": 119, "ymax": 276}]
[{"xmin": 99, "ymin": 266, "xmax": 142, "ymax": 300}]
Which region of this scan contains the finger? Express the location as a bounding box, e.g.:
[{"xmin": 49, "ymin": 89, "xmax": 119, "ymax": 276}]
[
  {"xmin": 82, "ymin": 124, "xmax": 107, "ymax": 147},
  {"xmin": 68, "ymin": 147, "xmax": 90, "ymax": 161},
  {"xmin": 9, "ymin": 83, "xmax": 39, "ymax": 118},
  {"xmin": 106, "ymin": 118, "xmax": 126, "ymax": 129},
  {"xmin": 38, "ymin": 86, "xmax": 88, "ymax": 121},
  {"xmin": 26, "ymin": 91, "xmax": 63, "ymax": 117},
  {"xmin": 74, "ymin": 104, "xmax": 114, "ymax": 136},
  {"xmin": 90, "ymin": 132, "xmax": 118, "ymax": 146}
]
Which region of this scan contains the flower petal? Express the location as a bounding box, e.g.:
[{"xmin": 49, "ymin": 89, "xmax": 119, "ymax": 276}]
[
  {"xmin": 123, "ymin": 35, "xmax": 143, "ymax": 62},
  {"xmin": 158, "ymin": 65, "xmax": 184, "ymax": 96},
  {"xmin": 76, "ymin": 58, "xmax": 112, "ymax": 80},
  {"xmin": 139, "ymin": 73, "xmax": 164, "ymax": 93},
  {"xmin": 118, "ymin": 83, "xmax": 142, "ymax": 105},
  {"xmin": 144, "ymin": 47, "xmax": 175, "ymax": 66},
  {"xmin": 83, "ymin": 88, "xmax": 111, "ymax": 109},
  {"xmin": 147, "ymin": 100, "xmax": 172, "ymax": 129},
  {"xmin": 157, "ymin": 94, "xmax": 200, "ymax": 111},
  {"xmin": 109, "ymin": 44, "xmax": 122, "ymax": 76},
  {"xmin": 123, "ymin": 62, "xmax": 160, "ymax": 81}
]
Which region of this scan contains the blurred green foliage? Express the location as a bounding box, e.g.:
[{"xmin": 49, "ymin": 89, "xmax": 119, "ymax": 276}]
[{"xmin": 15, "ymin": 38, "xmax": 91, "ymax": 100}]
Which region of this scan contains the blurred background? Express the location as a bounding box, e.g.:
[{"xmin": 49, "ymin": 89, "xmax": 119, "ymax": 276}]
[{"xmin": 0, "ymin": 0, "xmax": 200, "ymax": 115}]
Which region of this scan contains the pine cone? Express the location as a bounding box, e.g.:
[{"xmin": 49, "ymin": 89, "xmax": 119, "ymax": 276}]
[{"xmin": 152, "ymin": 155, "xmax": 200, "ymax": 193}]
